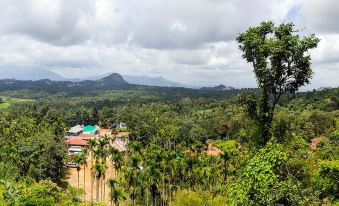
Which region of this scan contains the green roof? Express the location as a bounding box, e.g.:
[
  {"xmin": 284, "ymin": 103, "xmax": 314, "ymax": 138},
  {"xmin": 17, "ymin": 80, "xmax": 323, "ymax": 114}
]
[{"xmin": 83, "ymin": 125, "xmax": 98, "ymax": 133}]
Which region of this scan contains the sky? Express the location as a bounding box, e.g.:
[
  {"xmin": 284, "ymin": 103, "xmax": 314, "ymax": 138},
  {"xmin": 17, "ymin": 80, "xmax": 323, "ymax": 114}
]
[{"xmin": 0, "ymin": 0, "xmax": 338, "ymax": 88}]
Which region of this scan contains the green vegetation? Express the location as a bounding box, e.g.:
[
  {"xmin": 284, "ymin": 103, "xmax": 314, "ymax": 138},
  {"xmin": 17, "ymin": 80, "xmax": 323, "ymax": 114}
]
[
  {"xmin": 0, "ymin": 21, "xmax": 338, "ymax": 205},
  {"xmin": 237, "ymin": 21, "xmax": 320, "ymax": 145}
]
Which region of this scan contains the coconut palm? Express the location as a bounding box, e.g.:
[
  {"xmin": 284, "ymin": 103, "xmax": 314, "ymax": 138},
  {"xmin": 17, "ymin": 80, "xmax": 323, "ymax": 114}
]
[{"xmin": 88, "ymin": 138, "xmax": 97, "ymax": 201}]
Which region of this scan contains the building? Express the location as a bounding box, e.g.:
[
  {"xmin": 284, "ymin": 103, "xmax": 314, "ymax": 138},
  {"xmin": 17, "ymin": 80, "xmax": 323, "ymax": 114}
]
[
  {"xmin": 66, "ymin": 138, "xmax": 89, "ymax": 147},
  {"xmin": 67, "ymin": 125, "xmax": 84, "ymax": 136},
  {"xmin": 112, "ymin": 122, "xmax": 127, "ymax": 130},
  {"xmin": 67, "ymin": 146, "xmax": 84, "ymax": 155}
]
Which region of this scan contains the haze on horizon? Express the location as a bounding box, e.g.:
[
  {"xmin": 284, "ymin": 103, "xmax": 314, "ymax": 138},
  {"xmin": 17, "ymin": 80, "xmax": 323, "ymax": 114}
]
[{"xmin": 0, "ymin": 0, "xmax": 338, "ymax": 89}]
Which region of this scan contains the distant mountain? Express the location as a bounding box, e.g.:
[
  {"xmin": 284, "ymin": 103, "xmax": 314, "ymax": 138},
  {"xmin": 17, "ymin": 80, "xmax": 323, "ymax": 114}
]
[
  {"xmin": 97, "ymin": 73, "xmax": 128, "ymax": 86},
  {"xmin": 0, "ymin": 73, "xmax": 130, "ymax": 92},
  {"xmin": 315, "ymin": 87, "xmax": 333, "ymax": 91},
  {"xmin": 123, "ymin": 75, "xmax": 186, "ymax": 87},
  {"xmin": 0, "ymin": 66, "xmax": 66, "ymax": 81},
  {"xmin": 200, "ymin": 84, "xmax": 235, "ymax": 91},
  {"xmin": 85, "ymin": 73, "xmax": 185, "ymax": 87}
]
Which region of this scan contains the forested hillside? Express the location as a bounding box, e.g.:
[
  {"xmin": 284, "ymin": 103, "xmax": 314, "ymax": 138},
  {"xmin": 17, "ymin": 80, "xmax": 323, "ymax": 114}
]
[{"xmin": 0, "ymin": 85, "xmax": 338, "ymax": 205}]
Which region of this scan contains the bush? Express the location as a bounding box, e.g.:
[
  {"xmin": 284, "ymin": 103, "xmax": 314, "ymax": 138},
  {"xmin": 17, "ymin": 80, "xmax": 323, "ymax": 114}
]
[{"xmin": 315, "ymin": 160, "xmax": 339, "ymax": 202}]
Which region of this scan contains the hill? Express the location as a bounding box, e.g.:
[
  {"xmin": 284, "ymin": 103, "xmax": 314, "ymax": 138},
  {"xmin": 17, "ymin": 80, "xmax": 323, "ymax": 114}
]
[
  {"xmin": 123, "ymin": 75, "xmax": 186, "ymax": 87},
  {"xmin": 0, "ymin": 73, "xmax": 130, "ymax": 93},
  {"xmin": 200, "ymin": 84, "xmax": 235, "ymax": 91},
  {"xmin": 0, "ymin": 67, "xmax": 67, "ymax": 81}
]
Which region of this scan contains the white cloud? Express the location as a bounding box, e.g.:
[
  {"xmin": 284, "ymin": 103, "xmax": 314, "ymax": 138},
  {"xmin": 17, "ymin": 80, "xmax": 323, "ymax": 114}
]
[{"xmin": 0, "ymin": 0, "xmax": 337, "ymax": 88}]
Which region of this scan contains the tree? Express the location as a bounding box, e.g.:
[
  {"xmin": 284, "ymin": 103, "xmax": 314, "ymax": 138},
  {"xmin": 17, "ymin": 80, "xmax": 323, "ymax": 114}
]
[
  {"xmin": 107, "ymin": 178, "xmax": 126, "ymax": 206},
  {"xmin": 73, "ymin": 153, "xmax": 85, "ymax": 189},
  {"xmin": 80, "ymin": 149, "xmax": 88, "ymax": 201},
  {"xmin": 88, "ymin": 138, "xmax": 97, "ymax": 201},
  {"xmin": 92, "ymin": 161, "xmax": 105, "ymax": 201},
  {"xmin": 108, "ymin": 178, "xmax": 118, "ymax": 206},
  {"xmin": 236, "ymin": 21, "xmax": 320, "ymax": 145}
]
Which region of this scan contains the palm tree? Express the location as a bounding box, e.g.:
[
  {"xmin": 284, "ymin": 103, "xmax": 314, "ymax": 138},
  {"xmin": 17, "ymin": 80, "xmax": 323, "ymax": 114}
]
[
  {"xmin": 111, "ymin": 187, "xmax": 126, "ymax": 206},
  {"xmin": 88, "ymin": 138, "xmax": 97, "ymax": 201},
  {"xmin": 73, "ymin": 153, "xmax": 85, "ymax": 189},
  {"xmin": 221, "ymin": 150, "xmax": 230, "ymax": 181},
  {"xmin": 108, "ymin": 178, "xmax": 118, "ymax": 206},
  {"xmin": 97, "ymin": 135, "xmax": 109, "ymax": 201},
  {"xmin": 110, "ymin": 146, "xmax": 123, "ymax": 178},
  {"xmin": 80, "ymin": 149, "xmax": 88, "ymax": 201},
  {"xmin": 92, "ymin": 161, "xmax": 105, "ymax": 201}
]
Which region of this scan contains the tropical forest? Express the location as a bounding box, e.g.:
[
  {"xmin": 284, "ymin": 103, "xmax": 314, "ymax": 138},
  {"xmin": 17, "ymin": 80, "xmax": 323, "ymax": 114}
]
[{"xmin": 0, "ymin": 2, "xmax": 338, "ymax": 206}]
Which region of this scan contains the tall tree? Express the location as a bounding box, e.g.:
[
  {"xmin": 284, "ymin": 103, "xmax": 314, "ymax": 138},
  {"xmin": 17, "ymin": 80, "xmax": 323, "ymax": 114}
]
[
  {"xmin": 236, "ymin": 21, "xmax": 320, "ymax": 144},
  {"xmin": 88, "ymin": 138, "xmax": 97, "ymax": 201},
  {"xmin": 73, "ymin": 153, "xmax": 85, "ymax": 189},
  {"xmin": 92, "ymin": 161, "xmax": 105, "ymax": 201},
  {"xmin": 80, "ymin": 149, "xmax": 88, "ymax": 201}
]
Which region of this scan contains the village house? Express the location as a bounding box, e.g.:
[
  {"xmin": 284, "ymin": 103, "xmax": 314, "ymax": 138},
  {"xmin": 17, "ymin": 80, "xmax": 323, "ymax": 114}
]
[{"xmin": 65, "ymin": 124, "xmax": 129, "ymax": 157}]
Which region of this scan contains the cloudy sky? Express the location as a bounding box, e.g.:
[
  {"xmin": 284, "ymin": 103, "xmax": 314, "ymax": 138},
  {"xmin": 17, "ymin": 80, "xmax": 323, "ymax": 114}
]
[{"xmin": 0, "ymin": 0, "xmax": 338, "ymax": 88}]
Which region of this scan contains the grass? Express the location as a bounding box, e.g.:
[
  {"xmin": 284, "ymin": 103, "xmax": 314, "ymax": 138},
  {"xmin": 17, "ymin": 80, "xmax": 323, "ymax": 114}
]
[
  {"xmin": 0, "ymin": 96, "xmax": 34, "ymax": 110},
  {"xmin": 0, "ymin": 102, "xmax": 10, "ymax": 109}
]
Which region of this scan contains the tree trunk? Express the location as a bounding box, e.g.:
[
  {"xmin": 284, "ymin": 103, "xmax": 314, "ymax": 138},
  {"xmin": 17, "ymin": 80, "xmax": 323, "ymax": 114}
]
[
  {"xmin": 103, "ymin": 177, "xmax": 106, "ymax": 201},
  {"xmin": 258, "ymin": 89, "xmax": 271, "ymax": 145},
  {"xmin": 91, "ymin": 155, "xmax": 94, "ymax": 201},
  {"xmin": 96, "ymin": 177, "xmax": 100, "ymax": 201},
  {"xmin": 83, "ymin": 165, "xmax": 86, "ymax": 201},
  {"xmin": 77, "ymin": 170, "xmax": 80, "ymax": 189}
]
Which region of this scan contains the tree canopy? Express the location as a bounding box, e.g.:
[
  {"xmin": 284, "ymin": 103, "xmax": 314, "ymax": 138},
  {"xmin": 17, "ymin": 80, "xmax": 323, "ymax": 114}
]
[{"xmin": 237, "ymin": 21, "xmax": 320, "ymax": 144}]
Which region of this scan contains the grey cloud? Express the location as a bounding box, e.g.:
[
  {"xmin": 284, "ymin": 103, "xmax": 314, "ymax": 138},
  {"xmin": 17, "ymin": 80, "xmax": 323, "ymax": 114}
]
[
  {"xmin": 0, "ymin": 0, "xmax": 293, "ymax": 49},
  {"xmin": 126, "ymin": 0, "xmax": 293, "ymax": 49},
  {"xmin": 300, "ymin": 0, "xmax": 339, "ymax": 34},
  {"xmin": 0, "ymin": 0, "xmax": 337, "ymax": 89},
  {"xmin": 0, "ymin": 0, "xmax": 95, "ymax": 45}
]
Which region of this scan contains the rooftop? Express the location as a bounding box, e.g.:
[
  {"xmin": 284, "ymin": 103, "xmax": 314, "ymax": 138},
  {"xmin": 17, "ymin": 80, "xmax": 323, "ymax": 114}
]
[
  {"xmin": 68, "ymin": 125, "xmax": 84, "ymax": 134},
  {"xmin": 66, "ymin": 139, "xmax": 88, "ymax": 146}
]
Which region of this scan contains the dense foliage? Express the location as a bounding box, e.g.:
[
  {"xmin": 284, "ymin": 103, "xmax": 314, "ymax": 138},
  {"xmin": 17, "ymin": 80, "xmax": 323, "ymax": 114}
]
[
  {"xmin": 237, "ymin": 21, "xmax": 320, "ymax": 144},
  {"xmin": 0, "ymin": 85, "xmax": 338, "ymax": 205}
]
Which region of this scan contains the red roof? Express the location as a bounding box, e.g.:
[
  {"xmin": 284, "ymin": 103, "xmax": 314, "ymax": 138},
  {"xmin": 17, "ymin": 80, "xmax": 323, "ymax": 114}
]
[
  {"xmin": 79, "ymin": 133, "xmax": 94, "ymax": 138},
  {"xmin": 66, "ymin": 139, "xmax": 88, "ymax": 146}
]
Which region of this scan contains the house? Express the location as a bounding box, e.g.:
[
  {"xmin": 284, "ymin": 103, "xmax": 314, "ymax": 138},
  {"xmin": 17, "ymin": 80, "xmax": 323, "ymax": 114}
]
[
  {"xmin": 78, "ymin": 133, "xmax": 95, "ymax": 140},
  {"xmin": 112, "ymin": 138, "xmax": 128, "ymax": 152},
  {"xmin": 112, "ymin": 122, "xmax": 127, "ymax": 130},
  {"xmin": 66, "ymin": 139, "xmax": 89, "ymax": 147},
  {"xmin": 110, "ymin": 131, "xmax": 129, "ymax": 152},
  {"xmin": 68, "ymin": 146, "xmax": 84, "ymax": 155},
  {"xmin": 67, "ymin": 125, "xmax": 84, "ymax": 136}
]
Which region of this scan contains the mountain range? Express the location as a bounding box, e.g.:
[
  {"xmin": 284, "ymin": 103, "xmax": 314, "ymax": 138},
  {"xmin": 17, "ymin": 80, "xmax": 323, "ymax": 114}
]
[
  {"xmin": 0, "ymin": 67, "xmax": 237, "ymax": 91},
  {"xmin": 0, "ymin": 73, "xmax": 131, "ymax": 92},
  {"xmin": 0, "ymin": 67, "xmax": 186, "ymax": 87},
  {"xmin": 0, "ymin": 67, "xmax": 66, "ymax": 81}
]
